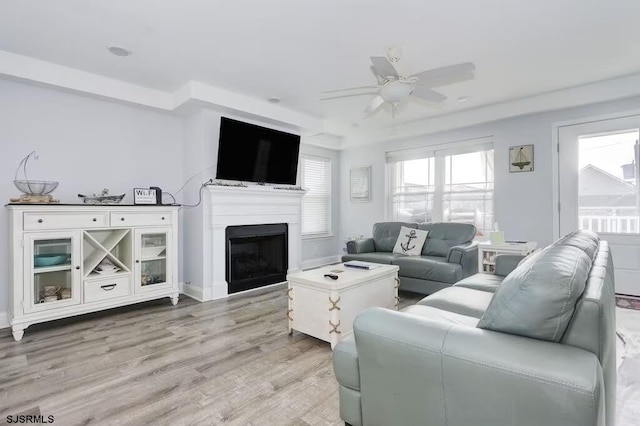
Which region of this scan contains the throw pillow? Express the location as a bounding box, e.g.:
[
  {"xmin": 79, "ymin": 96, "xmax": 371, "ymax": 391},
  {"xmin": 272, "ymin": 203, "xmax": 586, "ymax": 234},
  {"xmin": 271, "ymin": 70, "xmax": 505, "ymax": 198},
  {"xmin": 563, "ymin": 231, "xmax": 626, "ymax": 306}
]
[
  {"xmin": 392, "ymin": 226, "xmax": 428, "ymax": 256},
  {"xmin": 477, "ymin": 244, "xmax": 591, "ymax": 342}
]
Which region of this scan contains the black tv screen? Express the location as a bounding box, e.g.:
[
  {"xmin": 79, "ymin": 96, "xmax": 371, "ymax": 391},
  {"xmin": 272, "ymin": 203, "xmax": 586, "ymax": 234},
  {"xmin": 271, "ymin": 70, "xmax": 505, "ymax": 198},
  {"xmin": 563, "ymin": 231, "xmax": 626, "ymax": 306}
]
[{"xmin": 215, "ymin": 117, "xmax": 301, "ymax": 185}]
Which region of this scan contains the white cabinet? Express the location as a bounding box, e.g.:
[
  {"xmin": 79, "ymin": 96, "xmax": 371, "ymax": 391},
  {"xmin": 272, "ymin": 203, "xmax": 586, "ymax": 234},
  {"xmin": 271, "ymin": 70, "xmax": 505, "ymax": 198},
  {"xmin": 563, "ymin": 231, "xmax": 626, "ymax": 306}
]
[{"xmin": 7, "ymin": 205, "xmax": 180, "ymax": 341}]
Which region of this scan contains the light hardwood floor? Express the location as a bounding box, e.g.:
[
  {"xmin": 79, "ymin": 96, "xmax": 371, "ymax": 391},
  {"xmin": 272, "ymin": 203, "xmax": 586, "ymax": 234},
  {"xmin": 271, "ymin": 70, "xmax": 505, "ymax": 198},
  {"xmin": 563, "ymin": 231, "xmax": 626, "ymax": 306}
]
[{"xmin": 0, "ymin": 287, "xmax": 421, "ymax": 426}]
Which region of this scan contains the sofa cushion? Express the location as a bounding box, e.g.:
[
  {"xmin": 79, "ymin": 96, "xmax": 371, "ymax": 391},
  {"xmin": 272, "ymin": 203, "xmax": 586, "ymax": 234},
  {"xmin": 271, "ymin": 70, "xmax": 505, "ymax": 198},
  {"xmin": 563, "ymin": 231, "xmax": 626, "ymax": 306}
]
[
  {"xmin": 342, "ymin": 252, "xmax": 401, "ymax": 265},
  {"xmin": 417, "ymin": 287, "xmax": 493, "ymax": 318},
  {"xmin": 392, "ymin": 227, "xmax": 429, "ymax": 256},
  {"xmin": 454, "ymin": 273, "xmax": 505, "ymax": 293},
  {"xmin": 401, "ymin": 305, "xmax": 479, "ymax": 327},
  {"xmin": 418, "ymin": 222, "xmax": 476, "ymax": 257},
  {"xmin": 393, "ymin": 256, "xmax": 461, "ymax": 284},
  {"xmin": 554, "ymin": 229, "xmax": 599, "ymax": 260},
  {"xmin": 477, "ymin": 243, "xmax": 593, "ymax": 342},
  {"xmin": 372, "ymin": 222, "xmax": 417, "ymax": 253}
]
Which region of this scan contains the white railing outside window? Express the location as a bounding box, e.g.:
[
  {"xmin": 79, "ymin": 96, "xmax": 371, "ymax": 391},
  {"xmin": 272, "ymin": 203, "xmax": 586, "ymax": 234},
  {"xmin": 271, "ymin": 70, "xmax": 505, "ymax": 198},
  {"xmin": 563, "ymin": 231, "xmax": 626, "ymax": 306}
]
[{"xmin": 301, "ymin": 155, "xmax": 332, "ymax": 237}]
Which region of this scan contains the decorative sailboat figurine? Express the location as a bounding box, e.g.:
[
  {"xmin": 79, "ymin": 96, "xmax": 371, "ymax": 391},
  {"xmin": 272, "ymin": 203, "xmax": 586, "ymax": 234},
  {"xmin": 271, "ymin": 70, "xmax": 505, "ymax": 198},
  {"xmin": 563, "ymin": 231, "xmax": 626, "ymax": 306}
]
[{"xmin": 511, "ymin": 147, "xmax": 531, "ymax": 170}]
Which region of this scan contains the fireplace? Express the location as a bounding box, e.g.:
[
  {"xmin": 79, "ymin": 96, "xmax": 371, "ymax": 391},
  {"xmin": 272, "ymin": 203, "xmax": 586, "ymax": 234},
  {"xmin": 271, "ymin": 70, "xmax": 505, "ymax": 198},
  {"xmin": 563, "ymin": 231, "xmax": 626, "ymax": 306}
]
[{"xmin": 225, "ymin": 223, "xmax": 288, "ymax": 294}]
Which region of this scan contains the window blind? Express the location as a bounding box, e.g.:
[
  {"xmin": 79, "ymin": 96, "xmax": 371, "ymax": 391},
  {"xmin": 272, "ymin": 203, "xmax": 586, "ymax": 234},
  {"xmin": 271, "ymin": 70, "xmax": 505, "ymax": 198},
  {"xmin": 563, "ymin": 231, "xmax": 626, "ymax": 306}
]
[{"xmin": 301, "ymin": 155, "xmax": 331, "ymax": 236}]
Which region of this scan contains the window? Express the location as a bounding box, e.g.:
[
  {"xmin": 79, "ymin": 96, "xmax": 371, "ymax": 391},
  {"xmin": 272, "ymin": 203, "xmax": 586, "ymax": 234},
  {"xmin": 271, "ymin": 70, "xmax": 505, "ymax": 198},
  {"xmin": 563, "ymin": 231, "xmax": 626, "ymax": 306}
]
[
  {"xmin": 301, "ymin": 155, "xmax": 332, "ymax": 237},
  {"xmin": 388, "ymin": 142, "xmax": 494, "ymax": 236},
  {"xmin": 578, "ymin": 129, "xmax": 640, "ymax": 233}
]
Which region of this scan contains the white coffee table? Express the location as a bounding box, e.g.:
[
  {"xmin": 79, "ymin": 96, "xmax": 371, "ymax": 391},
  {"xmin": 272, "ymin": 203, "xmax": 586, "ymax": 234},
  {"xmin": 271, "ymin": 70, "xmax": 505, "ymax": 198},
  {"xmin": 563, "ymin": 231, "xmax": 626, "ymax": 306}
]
[{"xmin": 286, "ymin": 263, "xmax": 399, "ymax": 349}]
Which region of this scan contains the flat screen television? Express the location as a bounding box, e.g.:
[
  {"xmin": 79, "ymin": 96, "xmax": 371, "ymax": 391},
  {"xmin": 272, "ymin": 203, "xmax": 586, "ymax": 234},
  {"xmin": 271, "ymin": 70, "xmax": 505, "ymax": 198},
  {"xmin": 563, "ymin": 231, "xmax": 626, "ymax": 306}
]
[{"xmin": 215, "ymin": 117, "xmax": 301, "ymax": 185}]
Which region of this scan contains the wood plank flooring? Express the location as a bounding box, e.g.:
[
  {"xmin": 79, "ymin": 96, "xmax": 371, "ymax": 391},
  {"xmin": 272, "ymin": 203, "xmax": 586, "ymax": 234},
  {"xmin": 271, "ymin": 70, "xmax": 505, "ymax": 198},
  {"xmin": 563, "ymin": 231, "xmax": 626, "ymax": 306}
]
[{"xmin": 0, "ymin": 287, "xmax": 421, "ymax": 426}]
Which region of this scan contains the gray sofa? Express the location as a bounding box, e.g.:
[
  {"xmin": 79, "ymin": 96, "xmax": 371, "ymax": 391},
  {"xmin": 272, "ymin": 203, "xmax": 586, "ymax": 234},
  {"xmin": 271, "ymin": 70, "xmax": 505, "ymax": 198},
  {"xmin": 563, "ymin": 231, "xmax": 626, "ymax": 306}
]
[
  {"xmin": 342, "ymin": 222, "xmax": 478, "ymax": 295},
  {"xmin": 333, "ymin": 230, "xmax": 616, "ymax": 426}
]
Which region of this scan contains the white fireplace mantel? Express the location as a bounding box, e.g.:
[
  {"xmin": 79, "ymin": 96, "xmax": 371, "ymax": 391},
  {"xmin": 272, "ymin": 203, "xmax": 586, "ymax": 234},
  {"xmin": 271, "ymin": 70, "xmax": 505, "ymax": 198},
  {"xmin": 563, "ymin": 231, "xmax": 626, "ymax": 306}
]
[{"xmin": 201, "ymin": 184, "xmax": 306, "ymax": 300}]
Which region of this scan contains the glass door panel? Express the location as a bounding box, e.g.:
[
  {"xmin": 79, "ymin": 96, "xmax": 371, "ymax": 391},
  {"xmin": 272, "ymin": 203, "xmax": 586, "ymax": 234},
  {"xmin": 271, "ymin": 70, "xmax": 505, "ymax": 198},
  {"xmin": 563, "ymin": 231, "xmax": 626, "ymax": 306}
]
[
  {"xmin": 138, "ymin": 231, "xmax": 169, "ymax": 289},
  {"xmin": 25, "ymin": 233, "xmax": 81, "ymax": 312}
]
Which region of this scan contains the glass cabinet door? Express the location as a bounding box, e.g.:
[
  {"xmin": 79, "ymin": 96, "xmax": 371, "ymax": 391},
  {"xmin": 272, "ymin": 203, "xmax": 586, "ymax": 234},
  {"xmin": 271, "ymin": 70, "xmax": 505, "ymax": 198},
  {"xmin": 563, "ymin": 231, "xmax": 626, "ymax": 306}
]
[
  {"xmin": 135, "ymin": 229, "xmax": 172, "ymax": 292},
  {"xmin": 24, "ymin": 232, "xmax": 81, "ymax": 313}
]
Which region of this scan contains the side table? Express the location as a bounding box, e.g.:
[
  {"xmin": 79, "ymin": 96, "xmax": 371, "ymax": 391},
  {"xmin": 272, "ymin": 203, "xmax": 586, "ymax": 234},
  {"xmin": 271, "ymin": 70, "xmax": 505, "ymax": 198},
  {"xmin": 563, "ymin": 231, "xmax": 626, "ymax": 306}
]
[{"xmin": 478, "ymin": 241, "xmax": 537, "ymax": 274}]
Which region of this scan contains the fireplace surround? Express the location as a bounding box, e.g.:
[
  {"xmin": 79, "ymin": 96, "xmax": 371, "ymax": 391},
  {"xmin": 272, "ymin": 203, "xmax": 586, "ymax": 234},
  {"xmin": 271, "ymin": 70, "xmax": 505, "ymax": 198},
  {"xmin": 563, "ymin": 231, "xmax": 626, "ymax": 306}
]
[{"xmin": 182, "ymin": 184, "xmax": 305, "ymax": 302}]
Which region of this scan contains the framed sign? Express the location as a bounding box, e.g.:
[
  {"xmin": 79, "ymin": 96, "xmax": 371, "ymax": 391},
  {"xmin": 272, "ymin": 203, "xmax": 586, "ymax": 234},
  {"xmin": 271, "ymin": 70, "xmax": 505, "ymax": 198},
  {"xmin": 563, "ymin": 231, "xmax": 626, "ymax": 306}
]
[
  {"xmin": 133, "ymin": 188, "xmax": 159, "ymax": 205},
  {"xmin": 509, "ymin": 144, "xmax": 534, "ymax": 173},
  {"xmin": 350, "ymin": 166, "xmax": 371, "ymax": 202}
]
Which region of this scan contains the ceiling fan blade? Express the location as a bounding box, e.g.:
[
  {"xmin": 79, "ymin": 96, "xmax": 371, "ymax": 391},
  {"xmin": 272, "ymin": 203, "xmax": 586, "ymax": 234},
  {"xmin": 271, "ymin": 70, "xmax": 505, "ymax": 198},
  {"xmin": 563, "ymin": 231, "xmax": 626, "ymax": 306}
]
[
  {"xmin": 364, "ymin": 95, "xmax": 385, "ymax": 113},
  {"xmin": 411, "ymin": 62, "xmax": 476, "ymax": 87},
  {"xmin": 412, "ymin": 86, "xmax": 447, "ymax": 103},
  {"xmin": 321, "ymin": 85, "xmax": 379, "ymax": 94},
  {"xmin": 320, "ymin": 91, "xmax": 378, "ymax": 101},
  {"xmin": 370, "ymin": 56, "xmax": 399, "ymax": 80}
]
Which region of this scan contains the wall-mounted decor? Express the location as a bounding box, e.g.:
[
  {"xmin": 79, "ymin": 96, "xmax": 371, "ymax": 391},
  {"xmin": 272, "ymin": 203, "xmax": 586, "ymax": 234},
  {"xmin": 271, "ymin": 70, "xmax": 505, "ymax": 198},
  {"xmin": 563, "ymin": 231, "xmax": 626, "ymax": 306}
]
[
  {"xmin": 509, "ymin": 144, "xmax": 534, "ymax": 173},
  {"xmin": 350, "ymin": 166, "xmax": 371, "ymax": 202}
]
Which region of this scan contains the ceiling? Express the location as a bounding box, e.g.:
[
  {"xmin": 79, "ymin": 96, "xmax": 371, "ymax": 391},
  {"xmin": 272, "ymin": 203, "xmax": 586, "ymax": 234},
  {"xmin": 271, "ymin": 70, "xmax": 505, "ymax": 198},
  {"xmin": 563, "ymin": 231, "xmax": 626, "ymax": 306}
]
[{"xmin": 1, "ymin": 0, "xmax": 640, "ymax": 134}]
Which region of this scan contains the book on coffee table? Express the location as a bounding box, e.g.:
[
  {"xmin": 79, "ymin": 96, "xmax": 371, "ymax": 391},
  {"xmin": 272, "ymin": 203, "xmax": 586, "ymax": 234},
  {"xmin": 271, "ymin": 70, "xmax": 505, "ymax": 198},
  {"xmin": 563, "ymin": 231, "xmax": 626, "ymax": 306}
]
[{"xmin": 344, "ymin": 260, "xmax": 382, "ymax": 270}]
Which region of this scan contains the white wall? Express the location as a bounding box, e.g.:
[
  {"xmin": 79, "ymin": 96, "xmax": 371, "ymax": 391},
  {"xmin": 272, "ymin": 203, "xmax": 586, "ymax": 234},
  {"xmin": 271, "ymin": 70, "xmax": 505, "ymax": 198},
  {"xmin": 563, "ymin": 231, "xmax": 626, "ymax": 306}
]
[
  {"xmin": 0, "ymin": 80, "xmax": 185, "ymax": 321},
  {"xmin": 340, "ymin": 95, "xmax": 640, "ymax": 251}
]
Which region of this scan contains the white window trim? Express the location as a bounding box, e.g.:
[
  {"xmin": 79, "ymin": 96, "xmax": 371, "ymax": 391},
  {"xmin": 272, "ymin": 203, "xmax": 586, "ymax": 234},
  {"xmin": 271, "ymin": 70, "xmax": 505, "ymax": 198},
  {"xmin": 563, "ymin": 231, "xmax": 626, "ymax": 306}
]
[
  {"xmin": 300, "ymin": 154, "xmax": 332, "ymax": 239},
  {"xmin": 385, "ymin": 140, "xmax": 494, "ymax": 235}
]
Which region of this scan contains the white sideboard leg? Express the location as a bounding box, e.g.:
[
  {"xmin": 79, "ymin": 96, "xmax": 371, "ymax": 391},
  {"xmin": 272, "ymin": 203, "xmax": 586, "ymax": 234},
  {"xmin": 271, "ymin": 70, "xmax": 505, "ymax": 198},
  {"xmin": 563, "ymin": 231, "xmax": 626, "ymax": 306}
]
[
  {"xmin": 12, "ymin": 327, "xmax": 25, "ymax": 342},
  {"xmin": 170, "ymin": 294, "xmax": 179, "ymax": 306}
]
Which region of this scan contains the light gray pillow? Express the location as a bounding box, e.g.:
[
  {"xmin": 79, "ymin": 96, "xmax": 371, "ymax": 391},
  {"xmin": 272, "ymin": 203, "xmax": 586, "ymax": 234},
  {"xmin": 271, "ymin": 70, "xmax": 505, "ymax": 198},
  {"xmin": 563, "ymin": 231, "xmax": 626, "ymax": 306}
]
[
  {"xmin": 478, "ymin": 244, "xmax": 591, "ymax": 342},
  {"xmin": 392, "ymin": 226, "xmax": 429, "ymax": 256}
]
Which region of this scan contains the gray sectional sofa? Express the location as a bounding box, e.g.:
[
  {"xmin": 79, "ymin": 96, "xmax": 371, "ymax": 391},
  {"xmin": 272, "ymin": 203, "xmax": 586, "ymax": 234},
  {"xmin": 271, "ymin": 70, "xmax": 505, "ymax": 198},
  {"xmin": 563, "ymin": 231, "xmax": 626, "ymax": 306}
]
[
  {"xmin": 333, "ymin": 230, "xmax": 616, "ymax": 426},
  {"xmin": 342, "ymin": 222, "xmax": 478, "ymax": 295}
]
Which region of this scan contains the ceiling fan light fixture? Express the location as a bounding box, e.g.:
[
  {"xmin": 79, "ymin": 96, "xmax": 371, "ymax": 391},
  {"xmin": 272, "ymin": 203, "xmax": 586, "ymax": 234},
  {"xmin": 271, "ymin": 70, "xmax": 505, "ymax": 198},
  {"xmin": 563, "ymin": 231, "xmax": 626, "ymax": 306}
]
[{"xmin": 379, "ymin": 81, "xmax": 413, "ymax": 103}]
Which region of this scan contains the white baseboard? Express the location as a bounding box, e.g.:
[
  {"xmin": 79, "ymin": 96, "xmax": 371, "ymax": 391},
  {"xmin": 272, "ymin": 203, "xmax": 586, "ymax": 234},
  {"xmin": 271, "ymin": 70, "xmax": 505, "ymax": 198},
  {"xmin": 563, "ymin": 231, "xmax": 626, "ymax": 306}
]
[
  {"xmin": 180, "ymin": 282, "xmax": 205, "ymax": 302},
  {"xmin": 301, "ymin": 255, "xmax": 342, "ymax": 270},
  {"xmin": 0, "ymin": 311, "xmax": 9, "ymax": 329}
]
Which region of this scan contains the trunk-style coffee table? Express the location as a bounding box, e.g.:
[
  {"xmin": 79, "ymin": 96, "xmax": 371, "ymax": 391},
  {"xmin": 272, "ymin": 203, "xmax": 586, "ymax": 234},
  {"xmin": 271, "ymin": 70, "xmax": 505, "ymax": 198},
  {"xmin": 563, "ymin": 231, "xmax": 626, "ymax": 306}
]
[{"xmin": 286, "ymin": 263, "xmax": 400, "ymax": 349}]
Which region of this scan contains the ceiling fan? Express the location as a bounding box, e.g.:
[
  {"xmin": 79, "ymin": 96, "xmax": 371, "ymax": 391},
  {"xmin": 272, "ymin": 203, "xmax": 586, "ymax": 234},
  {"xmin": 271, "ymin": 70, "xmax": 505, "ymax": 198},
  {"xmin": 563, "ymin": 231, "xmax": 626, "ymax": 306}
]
[{"xmin": 321, "ymin": 47, "xmax": 476, "ymax": 117}]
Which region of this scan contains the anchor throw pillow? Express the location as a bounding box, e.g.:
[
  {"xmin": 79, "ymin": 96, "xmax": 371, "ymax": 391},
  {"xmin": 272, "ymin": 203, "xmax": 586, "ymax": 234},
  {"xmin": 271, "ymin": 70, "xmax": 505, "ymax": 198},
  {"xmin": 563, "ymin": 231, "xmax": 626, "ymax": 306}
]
[{"xmin": 392, "ymin": 226, "xmax": 429, "ymax": 256}]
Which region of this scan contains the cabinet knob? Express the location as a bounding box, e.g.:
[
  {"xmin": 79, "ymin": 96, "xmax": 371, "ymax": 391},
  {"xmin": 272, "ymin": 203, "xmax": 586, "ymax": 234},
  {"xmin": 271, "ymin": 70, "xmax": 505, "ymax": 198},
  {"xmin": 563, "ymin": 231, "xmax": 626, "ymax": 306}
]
[
  {"xmin": 92, "ymin": 217, "xmax": 97, "ymax": 222},
  {"xmin": 121, "ymin": 217, "xmax": 125, "ymax": 221},
  {"xmin": 161, "ymin": 217, "xmax": 165, "ymax": 220},
  {"xmin": 135, "ymin": 260, "xmax": 140, "ymax": 263},
  {"xmin": 37, "ymin": 219, "xmax": 43, "ymax": 223},
  {"xmin": 75, "ymin": 266, "xmax": 80, "ymax": 270}
]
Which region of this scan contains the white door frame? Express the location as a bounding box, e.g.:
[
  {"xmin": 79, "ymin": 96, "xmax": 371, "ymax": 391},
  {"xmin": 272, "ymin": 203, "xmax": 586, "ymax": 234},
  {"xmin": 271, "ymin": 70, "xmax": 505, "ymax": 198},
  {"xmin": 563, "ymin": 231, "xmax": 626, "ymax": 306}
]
[{"xmin": 552, "ymin": 108, "xmax": 640, "ymax": 238}]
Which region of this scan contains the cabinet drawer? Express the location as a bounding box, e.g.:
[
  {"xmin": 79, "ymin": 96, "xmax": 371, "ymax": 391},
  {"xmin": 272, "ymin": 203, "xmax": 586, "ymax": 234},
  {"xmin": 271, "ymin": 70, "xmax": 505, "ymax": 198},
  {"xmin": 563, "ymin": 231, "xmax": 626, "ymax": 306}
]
[
  {"xmin": 24, "ymin": 212, "xmax": 109, "ymax": 230},
  {"xmin": 110, "ymin": 211, "xmax": 172, "ymax": 227},
  {"xmin": 84, "ymin": 276, "xmax": 132, "ymax": 303}
]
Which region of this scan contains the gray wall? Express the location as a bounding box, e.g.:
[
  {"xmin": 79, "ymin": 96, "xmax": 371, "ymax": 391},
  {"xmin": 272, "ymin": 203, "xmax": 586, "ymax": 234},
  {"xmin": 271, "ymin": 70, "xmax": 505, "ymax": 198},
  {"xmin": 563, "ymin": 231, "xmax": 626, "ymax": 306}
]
[
  {"xmin": 0, "ymin": 80, "xmax": 186, "ymax": 321},
  {"xmin": 339, "ymin": 95, "xmax": 640, "ymax": 252}
]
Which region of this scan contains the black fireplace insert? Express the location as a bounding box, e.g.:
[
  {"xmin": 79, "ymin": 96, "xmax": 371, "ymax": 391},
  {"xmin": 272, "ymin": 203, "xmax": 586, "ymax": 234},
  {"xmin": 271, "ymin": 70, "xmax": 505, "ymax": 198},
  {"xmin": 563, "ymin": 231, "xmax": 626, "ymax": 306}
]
[{"xmin": 225, "ymin": 223, "xmax": 288, "ymax": 294}]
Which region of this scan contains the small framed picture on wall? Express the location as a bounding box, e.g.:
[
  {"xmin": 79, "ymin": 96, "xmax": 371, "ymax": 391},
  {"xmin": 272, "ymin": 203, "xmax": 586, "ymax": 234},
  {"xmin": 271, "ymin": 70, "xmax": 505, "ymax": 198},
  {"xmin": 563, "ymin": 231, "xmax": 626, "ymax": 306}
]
[
  {"xmin": 509, "ymin": 144, "xmax": 534, "ymax": 173},
  {"xmin": 350, "ymin": 166, "xmax": 371, "ymax": 202}
]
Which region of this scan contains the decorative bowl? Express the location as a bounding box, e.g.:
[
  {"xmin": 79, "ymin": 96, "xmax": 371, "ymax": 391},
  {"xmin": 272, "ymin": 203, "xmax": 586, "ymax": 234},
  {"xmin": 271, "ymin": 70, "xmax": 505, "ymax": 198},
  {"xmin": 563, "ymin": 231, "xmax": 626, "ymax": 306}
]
[
  {"xmin": 14, "ymin": 180, "xmax": 59, "ymax": 195},
  {"xmin": 34, "ymin": 253, "xmax": 70, "ymax": 267},
  {"xmin": 78, "ymin": 193, "xmax": 125, "ymax": 204}
]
